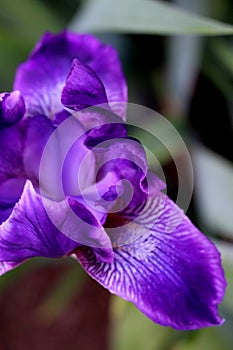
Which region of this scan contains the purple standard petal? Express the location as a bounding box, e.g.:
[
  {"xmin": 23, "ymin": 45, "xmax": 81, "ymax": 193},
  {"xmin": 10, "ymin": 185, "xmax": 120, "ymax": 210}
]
[
  {"xmin": 61, "ymin": 58, "xmax": 108, "ymax": 111},
  {"xmin": 0, "ymin": 91, "xmax": 25, "ymax": 128},
  {"xmin": 14, "ymin": 31, "xmax": 127, "ymax": 118},
  {"xmin": 0, "ymin": 181, "xmax": 113, "ymax": 275},
  {"xmin": 76, "ymin": 192, "xmax": 226, "ymax": 330}
]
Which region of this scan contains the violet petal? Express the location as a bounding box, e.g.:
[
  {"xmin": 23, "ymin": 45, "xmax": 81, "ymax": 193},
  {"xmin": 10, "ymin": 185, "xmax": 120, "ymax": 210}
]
[
  {"xmin": 0, "ymin": 91, "xmax": 25, "ymax": 128},
  {"xmin": 0, "ymin": 181, "xmax": 77, "ymax": 270},
  {"xmin": 0, "ymin": 181, "xmax": 114, "ymax": 274},
  {"xmin": 94, "ymin": 138, "xmax": 149, "ymax": 213},
  {"xmin": 23, "ymin": 115, "xmax": 55, "ymax": 188},
  {"xmin": 14, "ymin": 31, "xmax": 127, "ymax": 118},
  {"xmin": 0, "ymin": 124, "xmax": 25, "ymax": 212},
  {"xmin": 61, "ymin": 58, "xmax": 108, "ymax": 111},
  {"xmin": 77, "ymin": 192, "xmax": 226, "ymax": 330}
]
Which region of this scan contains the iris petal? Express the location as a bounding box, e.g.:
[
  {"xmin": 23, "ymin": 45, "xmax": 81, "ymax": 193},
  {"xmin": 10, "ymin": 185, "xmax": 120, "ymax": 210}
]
[
  {"xmin": 0, "ymin": 181, "xmax": 114, "ymax": 274},
  {"xmin": 76, "ymin": 192, "xmax": 226, "ymax": 330},
  {"xmin": 23, "ymin": 115, "xmax": 55, "ymax": 188},
  {"xmin": 93, "ymin": 138, "xmax": 149, "ymax": 213},
  {"xmin": 0, "ymin": 124, "xmax": 25, "ymax": 214},
  {"xmin": 0, "ymin": 124, "xmax": 24, "ymax": 180},
  {"xmin": 0, "ymin": 181, "xmax": 77, "ymax": 269},
  {"xmin": 0, "ymin": 91, "xmax": 25, "ymax": 128},
  {"xmin": 61, "ymin": 58, "xmax": 108, "ymax": 111},
  {"xmin": 14, "ymin": 31, "xmax": 127, "ymax": 118}
]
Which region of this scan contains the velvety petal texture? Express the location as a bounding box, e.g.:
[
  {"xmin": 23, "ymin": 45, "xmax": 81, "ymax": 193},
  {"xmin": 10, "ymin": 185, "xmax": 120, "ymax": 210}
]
[
  {"xmin": 76, "ymin": 193, "xmax": 226, "ymax": 330},
  {"xmin": 14, "ymin": 31, "xmax": 127, "ymax": 119}
]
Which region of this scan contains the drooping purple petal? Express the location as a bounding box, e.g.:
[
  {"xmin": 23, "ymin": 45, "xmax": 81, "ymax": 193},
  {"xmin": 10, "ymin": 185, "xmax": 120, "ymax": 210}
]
[
  {"xmin": 0, "ymin": 181, "xmax": 114, "ymax": 274},
  {"xmin": 0, "ymin": 91, "xmax": 25, "ymax": 128},
  {"xmin": 67, "ymin": 196, "xmax": 113, "ymax": 263},
  {"xmin": 61, "ymin": 58, "xmax": 108, "ymax": 111},
  {"xmin": 0, "ymin": 181, "xmax": 77, "ymax": 267},
  {"xmin": 14, "ymin": 31, "xmax": 127, "ymax": 118},
  {"xmin": 76, "ymin": 192, "xmax": 226, "ymax": 330}
]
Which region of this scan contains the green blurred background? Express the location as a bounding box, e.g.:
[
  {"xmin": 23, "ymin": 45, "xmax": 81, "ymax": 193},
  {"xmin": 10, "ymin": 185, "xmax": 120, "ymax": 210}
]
[{"xmin": 0, "ymin": 0, "xmax": 232, "ymax": 349}]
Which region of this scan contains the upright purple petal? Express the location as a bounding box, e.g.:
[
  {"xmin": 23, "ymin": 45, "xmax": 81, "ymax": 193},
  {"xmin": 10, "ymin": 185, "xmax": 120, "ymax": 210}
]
[
  {"xmin": 61, "ymin": 58, "xmax": 108, "ymax": 111},
  {"xmin": 14, "ymin": 31, "xmax": 127, "ymax": 118},
  {"xmin": 76, "ymin": 192, "xmax": 226, "ymax": 330}
]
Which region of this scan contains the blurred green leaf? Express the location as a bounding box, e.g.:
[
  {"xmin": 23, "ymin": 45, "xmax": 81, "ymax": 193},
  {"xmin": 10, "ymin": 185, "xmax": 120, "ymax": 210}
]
[
  {"xmin": 222, "ymin": 260, "xmax": 233, "ymax": 313},
  {"xmin": 209, "ymin": 40, "xmax": 233, "ymax": 75},
  {"xmin": 71, "ymin": 0, "xmax": 233, "ymax": 35},
  {"xmin": 110, "ymin": 296, "xmax": 177, "ymax": 350},
  {"xmin": 202, "ymin": 38, "xmax": 233, "ymax": 100},
  {"xmin": 191, "ymin": 144, "xmax": 233, "ymax": 238},
  {"xmin": 0, "ymin": 0, "xmax": 62, "ymax": 43},
  {"xmin": 203, "ymin": 58, "xmax": 233, "ymax": 100},
  {"xmin": 172, "ymin": 328, "xmax": 230, "ymax": 350},
  {"xmin": 164, "ymin": 0, "xmax": 208, "ymax": 118},
  {"xmin": 0, "ymin": 0, "xmax": 63, "ymax": 90},
  {"xmin": 110, "ymin": 294, "xmax": 232, "ymax": 350}
]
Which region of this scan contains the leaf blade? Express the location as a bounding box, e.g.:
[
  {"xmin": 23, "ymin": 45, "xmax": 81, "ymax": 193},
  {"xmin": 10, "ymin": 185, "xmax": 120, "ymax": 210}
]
[{"xmin": 71, "ymin": 0, "xmax": 233, "ymax": 35}]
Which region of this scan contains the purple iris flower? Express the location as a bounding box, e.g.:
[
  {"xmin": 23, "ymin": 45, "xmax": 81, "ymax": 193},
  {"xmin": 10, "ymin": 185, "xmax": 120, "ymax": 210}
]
[{"xmin": 0, "ymin": 31, "xmax": 226, "ymax": 330}]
